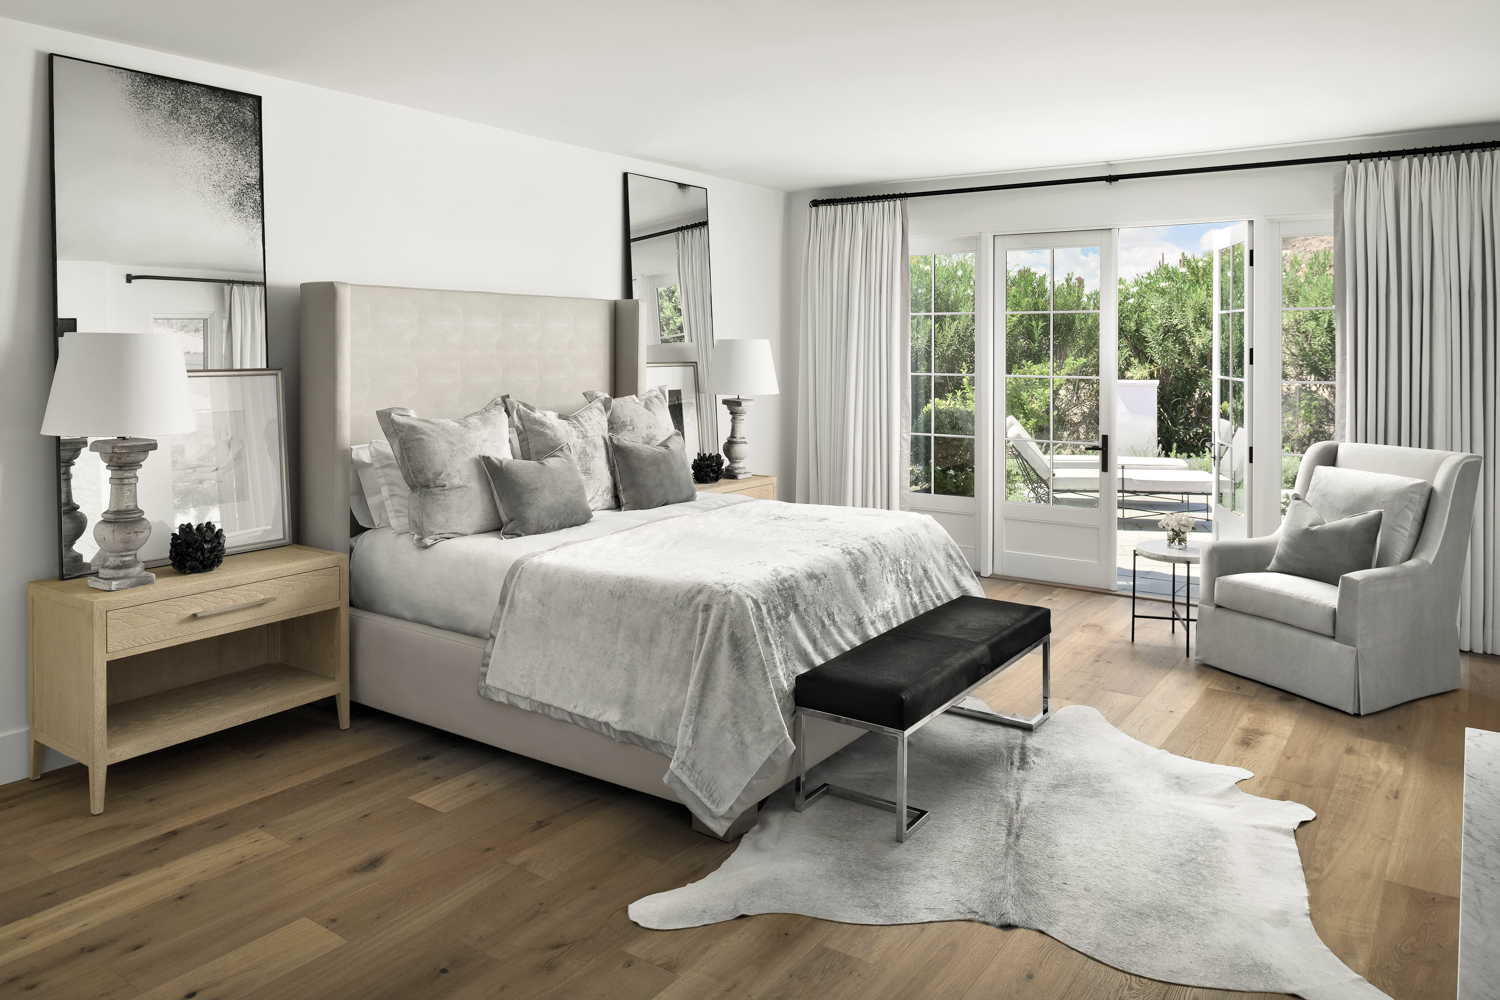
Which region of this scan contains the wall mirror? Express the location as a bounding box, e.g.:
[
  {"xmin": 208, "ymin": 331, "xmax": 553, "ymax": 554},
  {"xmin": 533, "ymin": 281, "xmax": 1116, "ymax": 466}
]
[
  {"xmin": 50, "ymin": 55, "xmax": 268, "ymax": 578},
  {"xmin": 625, "ymin": 173, "xmax": 717, "ymax": 454}
]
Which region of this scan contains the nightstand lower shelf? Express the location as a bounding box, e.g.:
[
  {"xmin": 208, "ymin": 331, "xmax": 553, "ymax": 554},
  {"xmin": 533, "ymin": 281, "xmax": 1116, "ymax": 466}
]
[{"xmin": 106, "ymin": 663, "xmax": 340, "ymax": 764}]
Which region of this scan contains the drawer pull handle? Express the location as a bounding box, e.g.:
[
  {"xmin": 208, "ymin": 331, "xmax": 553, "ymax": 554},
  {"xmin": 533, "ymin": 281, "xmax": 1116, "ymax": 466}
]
[{"xmin": 194, "ymin": 596, "xmax": 277, "ymax": 619}]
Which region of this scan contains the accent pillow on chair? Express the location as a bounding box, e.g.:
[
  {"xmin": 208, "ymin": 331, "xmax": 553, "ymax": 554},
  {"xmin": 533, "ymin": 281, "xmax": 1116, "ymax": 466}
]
[
  {"xmin": 606, "ymin": 432, "xmax": 697, "ymax": 511},
  {"xmin": 376, "ymin": 399, "xmax": 510, "ymax": 546},
  {"xmin": 1305, "ymin": 465, "xmax": 1431, "ymax": 567},
  {"xmin": 479, "ymin": 449, "xmax": 593, "ymax": 539},
  {"xmin": 1266, "ymin": 497, "xmax": 1382, "ymax": 586}
]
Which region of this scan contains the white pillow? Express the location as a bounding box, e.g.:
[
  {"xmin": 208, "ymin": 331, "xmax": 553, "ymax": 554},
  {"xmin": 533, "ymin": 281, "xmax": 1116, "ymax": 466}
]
[
  {"xmin": 349, "ymin": 449, "xmax": 376, "ymax": 528},
  {"xmin": 1306, "ymin": 465, "xmax": 1432, "ymax": 568},
  {"xmin": 351, "ymin": 440, "xmax": 411, "ymax": 535}
]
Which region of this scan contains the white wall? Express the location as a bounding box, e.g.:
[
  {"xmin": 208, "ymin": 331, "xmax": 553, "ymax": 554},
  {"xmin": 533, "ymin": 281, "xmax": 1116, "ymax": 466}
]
[
  {"xmin": 781, "ymin": 124, "xmax": 1500, "ymax": 569},
  {"xmin": 0, "ymin": 16, "xmax": 787, "ymax": 784}
]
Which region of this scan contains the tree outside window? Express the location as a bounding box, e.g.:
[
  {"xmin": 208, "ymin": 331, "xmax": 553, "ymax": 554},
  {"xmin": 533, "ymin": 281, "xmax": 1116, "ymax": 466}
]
[
  {"xmin": 657, "ymin": 284, "xmax": 684, "ymax": 343},
  {"xmin": 910, "ymin": 253, "xmax": 976, "ymax": 497},
  {"xmin": 1280, "ymin": 236, "xmax": 1336, "ymax": 505}
]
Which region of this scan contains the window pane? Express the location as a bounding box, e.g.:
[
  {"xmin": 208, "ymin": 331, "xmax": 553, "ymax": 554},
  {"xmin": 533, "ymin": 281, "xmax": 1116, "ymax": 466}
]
[
  {"xmin": 934, "ymin": 315, "xmax": 975, "ymax": 374},
  {"xmin": 1006, "ymin": 376, "xmax": 1051, "ymax": 441},
  {"xmin": 656, "ymin": 285, "xmax": 684, "ymax": 343},
  {"xmin": 933, "ymin": 253, "xmax": 975, "ymax": 313},
  {"xmin": 912, "ymin": 375, "xmax": 931, "ymax": 433},
  {"xmin": 933, "ymin": 375, "xmax": 974, "ymax": 435},
  {"xmin": 1218, "ymin": 246, "xmax": 1231, "ymax": 310},
  {"xmin": 1051, "ymin": 443, "xmax": 1099, "ymax": 509},
  {"xmin": 934, "ymin": 436, "xmax": 974, "ymax": 497},
  {"xmin": 909, "ymin": 255, "xmax": 932, "ymax": 313},
  {"xmin": 1282, "ymin": 235, "xmax": 1334, "ymax": 308},
  {"xmin": 1006, "ymin": 249, "xmax": 1050, "ymax": 312},
  {"xmin": 1282, "ymin": 309, "xmax": 1336, "ymax": 382},
  {"xmin": 1052, "ymin": 312, "xmax": 1099, "ymax": 376},
  {"xmin": 1229, "ymin": 311, "xmax": 1244, "ymax": 378},
  {"xmin": 1006, "ymin": 441, "xmax": 1049, "ymax": 504},
  {"xmin": 910, "ymin": 434, "xmax": 932, "ymax": 493},
  {"xmin": 1006, "ymin": 314, "xmax": 1049, "ymax": 374},
  {"xmin": 1052, "ymin": 247, "xmax": 1100, "ymax": 310},
  {"xmin": 1230, "ymin": 242, "xmax": 1245, "ymax": 309},
  {"xmin": 910, "ymin": 315, "xmax": 932, "ymax": 373},
  {"xmin": 1052, "ymin": 377, "xmax": 1099, "ymax": 441},
  {"xmin": 1281, "ymin": 382, "xmax": 1335, "ymax": 454}
]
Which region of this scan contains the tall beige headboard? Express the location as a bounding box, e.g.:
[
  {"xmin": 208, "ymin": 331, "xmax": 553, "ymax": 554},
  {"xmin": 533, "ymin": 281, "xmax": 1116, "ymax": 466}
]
[{"xmin": 300, "ymin": 281, "xmax": 646, "ymax": 553}]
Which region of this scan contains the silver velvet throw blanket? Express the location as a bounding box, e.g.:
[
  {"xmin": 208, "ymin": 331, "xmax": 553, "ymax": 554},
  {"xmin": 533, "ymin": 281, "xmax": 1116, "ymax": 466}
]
[{"xmin": 478, "ymin": 499, "xmax": 982, "ymax": 835}]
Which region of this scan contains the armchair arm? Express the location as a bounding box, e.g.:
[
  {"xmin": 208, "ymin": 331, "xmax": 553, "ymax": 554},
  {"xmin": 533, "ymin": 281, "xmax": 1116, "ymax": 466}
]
[
  {"xmin": 1199, "ymin": 535, "xmax": 1279, "ymax": 607},
  {"xmin": 1335, "ymin": 559, "xmax": 1434, "ymax": 647}
]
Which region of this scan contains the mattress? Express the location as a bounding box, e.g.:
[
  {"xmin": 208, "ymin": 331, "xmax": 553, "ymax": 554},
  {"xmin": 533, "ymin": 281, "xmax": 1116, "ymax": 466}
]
[{"xmin": 349, "ymin": 492, "xmax": 755, "ymax": 637}]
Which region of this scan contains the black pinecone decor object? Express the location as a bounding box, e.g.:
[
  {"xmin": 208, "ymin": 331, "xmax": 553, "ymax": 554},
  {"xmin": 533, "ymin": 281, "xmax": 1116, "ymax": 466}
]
[
  {"xmin": 169, "ymin": 521, "xmax": 226, "ymax": 574},
  {"xmin": 692, "ymin": 452, "xmax": 725, "ymax": 484}
]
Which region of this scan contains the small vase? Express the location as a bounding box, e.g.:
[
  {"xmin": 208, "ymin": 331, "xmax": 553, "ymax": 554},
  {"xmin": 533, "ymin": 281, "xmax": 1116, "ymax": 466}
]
[{"xmin": 1167, "ymin": 531, "xmax": 1187, "ymax": 549}]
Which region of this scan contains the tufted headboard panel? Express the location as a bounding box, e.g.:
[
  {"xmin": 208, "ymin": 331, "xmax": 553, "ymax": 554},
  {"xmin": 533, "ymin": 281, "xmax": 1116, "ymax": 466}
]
[{"xmin": 299, "ymin": 281, "xmax": 646, "ymax": 553}]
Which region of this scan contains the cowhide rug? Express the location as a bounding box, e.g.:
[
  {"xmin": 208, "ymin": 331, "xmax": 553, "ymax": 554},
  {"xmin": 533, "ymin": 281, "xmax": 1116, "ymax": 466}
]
[{"xmin": 630, "ymin": 702, "xmax": 1388, "ymax": 1000}]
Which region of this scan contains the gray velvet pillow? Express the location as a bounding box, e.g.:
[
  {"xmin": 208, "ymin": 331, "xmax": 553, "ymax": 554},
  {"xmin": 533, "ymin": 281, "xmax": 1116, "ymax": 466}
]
[
  {"xmin": 606, "ymin": 432, "xmax": 697, "ymax": 511},
  {"xmin": 375, "ymin": 398, "xmax": 511, "ymax": 547},
  {"xmin": 1267, "ymin": 497, "xmax": 1383, "ymax": 586},
  {"xmin": 1306, "ymin": 465, "xmax": 1431, "ymax": 567},
  {"xmin": 506, "ymin": 395, "xmax": 617, "ymax": 511},
  {"xmin": 479, "ymin": 450, "xmax": 593, "ymax": 538}
]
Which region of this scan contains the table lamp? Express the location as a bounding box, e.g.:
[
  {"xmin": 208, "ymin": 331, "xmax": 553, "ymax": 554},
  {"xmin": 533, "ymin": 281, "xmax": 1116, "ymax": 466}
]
[
  {"xmin": 707, "ymin": 339, "xmax": 779, "ymax": 480},
  {"xmin": 41, "ymin": 332, "xmax": 197, "ymax": 590}
]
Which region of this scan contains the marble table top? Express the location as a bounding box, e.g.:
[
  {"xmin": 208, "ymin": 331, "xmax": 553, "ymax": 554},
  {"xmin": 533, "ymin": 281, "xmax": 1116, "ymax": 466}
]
[
  {"xmin": 1134, "ymin": 539, "xmax": 1201, "ymax": 564},
  {"xmin": 1461, "ymin": 727, "xmax": 1500, "ymax": 1000}
]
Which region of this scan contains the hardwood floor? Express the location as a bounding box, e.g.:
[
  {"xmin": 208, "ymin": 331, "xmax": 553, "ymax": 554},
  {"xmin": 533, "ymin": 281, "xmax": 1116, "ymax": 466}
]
[{"xmin": 1, "ymin": 578, "xmax": 1494, "ymax": 999}]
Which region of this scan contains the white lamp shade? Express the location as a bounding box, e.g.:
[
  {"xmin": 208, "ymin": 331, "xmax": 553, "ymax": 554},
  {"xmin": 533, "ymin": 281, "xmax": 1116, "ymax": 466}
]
[
  {"xmin": 707, "ymin": 339, "xmax": 779, "ymax": 396},
  {"xmin": 41, "ymin": 332, "xmax": 197, "ymax": 438}
]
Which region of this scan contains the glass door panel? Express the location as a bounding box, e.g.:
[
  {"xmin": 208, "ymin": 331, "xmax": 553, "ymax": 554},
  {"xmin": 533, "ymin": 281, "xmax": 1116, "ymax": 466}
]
[
  {"xmin": 996, "ymin": 231, "xmax": 1115, "ymax": 588},
  {"xmin": 1211, "ymin": 223, "xmax": 1251, "ymax": 538}
]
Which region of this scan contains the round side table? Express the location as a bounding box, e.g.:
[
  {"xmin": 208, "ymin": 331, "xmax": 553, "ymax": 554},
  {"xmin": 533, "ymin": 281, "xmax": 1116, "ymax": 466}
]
[{"xmin": 1131, "ymin": 539, "xmax": 1201, "ymax": 655}]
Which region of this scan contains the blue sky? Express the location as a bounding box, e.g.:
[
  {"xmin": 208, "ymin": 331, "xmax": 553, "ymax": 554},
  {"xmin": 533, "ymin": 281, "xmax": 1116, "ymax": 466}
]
[{"xmin": 1117, "ymin": 223, "xmax": 1235, "ymax": 281}]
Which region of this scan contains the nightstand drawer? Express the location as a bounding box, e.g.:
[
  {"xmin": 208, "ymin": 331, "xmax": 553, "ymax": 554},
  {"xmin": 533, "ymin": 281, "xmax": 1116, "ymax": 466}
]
[{"xmin": 106, "ymin": 568, "xmax": 342, "ymax": 653}]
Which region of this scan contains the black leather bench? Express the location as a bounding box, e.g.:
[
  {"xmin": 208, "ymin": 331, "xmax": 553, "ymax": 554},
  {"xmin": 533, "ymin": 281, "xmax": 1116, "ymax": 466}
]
[{"xmin": 792, "ymin": 595, "xmax": 1051, "ymax": 842}]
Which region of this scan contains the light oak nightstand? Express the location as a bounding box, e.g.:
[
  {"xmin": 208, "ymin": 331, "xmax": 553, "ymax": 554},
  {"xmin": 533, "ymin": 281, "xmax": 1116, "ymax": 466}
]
[
  {"xmin": 28, "ymin": 544, "xmax": 349, "ymax": 814},
  {"xmin": 696, "ymin": 474, "xmax": 777, "ymax": 500}
]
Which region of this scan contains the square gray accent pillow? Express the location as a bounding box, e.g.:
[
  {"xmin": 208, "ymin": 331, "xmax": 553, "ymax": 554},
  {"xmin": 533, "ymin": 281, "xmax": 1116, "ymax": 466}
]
[
  {"xmin": 479, "ymin": 449, "xmax": 593, "ymax": 539},
  {"xmin": 506, "ymin": 395, "xmax": 617, "ymax": 511},
  {"xmin": 606, "ymin": 432, "xmax": 697, "ymax": 511},
  {"xmin": 584, "ymin": 386, "xmax": 677, "ymax": 445},
  {"xmin": 375, "ymin": 398, "xmax": 511, "ymax": 547},
  {"xmin": 1267, "ymin": 496, "xmax": 1383, "ymax": 586},
  {"xmin": 1306, "ymin": 465, "xmax": 1431, "ymax": 567}
]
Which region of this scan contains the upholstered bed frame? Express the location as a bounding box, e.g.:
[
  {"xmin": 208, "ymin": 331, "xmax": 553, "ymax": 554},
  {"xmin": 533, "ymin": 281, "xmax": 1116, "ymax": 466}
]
[{"xmin": 298, "ymin": 281, "xmax": 856, "ymax": 835}]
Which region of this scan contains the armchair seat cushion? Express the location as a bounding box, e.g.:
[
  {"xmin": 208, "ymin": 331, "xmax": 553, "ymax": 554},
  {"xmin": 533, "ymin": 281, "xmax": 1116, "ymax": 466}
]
[{"xmin": 1214, "ymin": 572, "xmax": 1340, "ymax": 637}]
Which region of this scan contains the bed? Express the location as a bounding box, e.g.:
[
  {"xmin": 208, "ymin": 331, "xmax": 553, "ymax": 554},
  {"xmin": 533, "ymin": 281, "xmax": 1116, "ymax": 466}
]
[{"xmin": 299, "ymin": 281, "xmax": 981, "ymax": 836}]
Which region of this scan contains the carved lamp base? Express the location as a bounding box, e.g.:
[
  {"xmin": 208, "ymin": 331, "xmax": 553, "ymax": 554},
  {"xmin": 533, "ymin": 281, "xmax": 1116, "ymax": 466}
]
[
  {"xmin": 720, "ymin": 397, "xmax": 754, "ymax": 480},
  {"xmin": 87, "ymin": 437, "xmax": 159, "ymax": 591}
]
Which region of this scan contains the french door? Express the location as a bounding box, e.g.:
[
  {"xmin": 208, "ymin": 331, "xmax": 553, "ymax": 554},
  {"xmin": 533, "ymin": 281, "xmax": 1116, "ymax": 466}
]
[
  {"xmin": 995, "ymin": 231, "xmax": 1117, "ymax": 588},
  {"xmin": 1211, "ymin": 223, "xmax": 1252, "ymax": 539}
]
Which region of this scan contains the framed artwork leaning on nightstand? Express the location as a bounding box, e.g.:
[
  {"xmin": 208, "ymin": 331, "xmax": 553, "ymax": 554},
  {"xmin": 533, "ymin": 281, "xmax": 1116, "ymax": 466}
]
[
  {"xmin": 67, "ymin": 369, "xmax": 290, "ymax": 575},
  {"xmin": 647, "ymin": 361, "xmax": 704, "ymax": 461}
]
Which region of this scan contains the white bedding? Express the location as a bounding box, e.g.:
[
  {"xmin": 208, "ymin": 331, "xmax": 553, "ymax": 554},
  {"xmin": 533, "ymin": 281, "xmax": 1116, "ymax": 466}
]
[{"xmin": 349, "ymin": 492, "xmax": 757, "ymax": 637}]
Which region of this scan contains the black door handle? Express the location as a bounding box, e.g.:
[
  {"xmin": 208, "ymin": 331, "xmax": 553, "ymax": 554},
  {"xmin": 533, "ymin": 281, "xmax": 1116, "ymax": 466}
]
[{"xmin": 1082, "ymin": 434, "xmax": 1110, "ymax": 472}]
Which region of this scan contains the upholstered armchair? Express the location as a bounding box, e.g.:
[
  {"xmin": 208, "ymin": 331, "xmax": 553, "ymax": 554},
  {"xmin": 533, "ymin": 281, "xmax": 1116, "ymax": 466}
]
[{"xmin": 1196, "ymin": 442, "xmax": 1481, "ymax": 715}]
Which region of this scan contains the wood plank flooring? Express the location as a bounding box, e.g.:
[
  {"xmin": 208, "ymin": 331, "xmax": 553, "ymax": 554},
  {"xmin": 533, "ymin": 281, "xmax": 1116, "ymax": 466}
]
[{"xmin": 0, "ymin": 578, "xmax": 1494, "ymax": 999}]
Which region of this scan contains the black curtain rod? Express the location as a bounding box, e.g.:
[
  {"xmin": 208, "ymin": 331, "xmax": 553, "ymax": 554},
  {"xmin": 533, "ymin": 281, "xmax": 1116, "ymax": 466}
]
[
  {"xmin": 629, "ymin": 220, "xmax": 708, "ymax": 243},
  {"xmin": 125, "ymin": 273, "xmax": 265, "ymax": 286},
  {"xmin": 808, "ymin": 138, "xmax": 1500, "ymax": 207}
]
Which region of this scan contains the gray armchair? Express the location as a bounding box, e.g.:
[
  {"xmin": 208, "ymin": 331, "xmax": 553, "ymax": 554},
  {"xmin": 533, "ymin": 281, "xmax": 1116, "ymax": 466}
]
[{"xmin": 1196, "ymin": 442, "xmax": 1481, "ymax": 715}]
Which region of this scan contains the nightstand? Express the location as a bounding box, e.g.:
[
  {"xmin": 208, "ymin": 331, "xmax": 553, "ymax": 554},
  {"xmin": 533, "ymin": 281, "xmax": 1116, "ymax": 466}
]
[
  {"xmin": 696, "ymin": 474, "xmax": 777, "ymax": 500},
  {"xmin": 28, "ymin": 545, "xmax": 349, "ymax": 814}
]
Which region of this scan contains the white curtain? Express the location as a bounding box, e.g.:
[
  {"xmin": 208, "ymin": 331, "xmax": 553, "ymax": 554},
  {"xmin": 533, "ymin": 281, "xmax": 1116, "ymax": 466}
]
[
  {"xmin": 1338, "ymin": 150, "xmax": 1499, "ymax": 653},
  {"xmin": 220, "ymin": 283, "xmax": 267, "ymax": 369},
  {"xmin": 676, "ymin": 226, "xmax": 718, "ymax": 452},
  {"xmin": 796, "ymin": 199, "xmax": 909, "ymax": 509}
]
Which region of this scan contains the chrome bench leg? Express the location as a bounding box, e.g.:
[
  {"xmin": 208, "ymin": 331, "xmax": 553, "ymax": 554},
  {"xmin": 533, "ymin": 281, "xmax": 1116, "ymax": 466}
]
[{"xmin": 945, "ymin": 634, "xmax": 1052, "ymax": 731}]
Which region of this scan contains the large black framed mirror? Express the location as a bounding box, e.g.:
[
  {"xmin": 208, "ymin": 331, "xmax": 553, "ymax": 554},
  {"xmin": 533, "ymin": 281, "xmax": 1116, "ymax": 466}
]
[
  {"xmin": 50, "ymin": 55, "xmax": 268, "ymax": 579},
  {"xmin": 624, "ymin": 173, "xmax": 717, "ymax": 454}
]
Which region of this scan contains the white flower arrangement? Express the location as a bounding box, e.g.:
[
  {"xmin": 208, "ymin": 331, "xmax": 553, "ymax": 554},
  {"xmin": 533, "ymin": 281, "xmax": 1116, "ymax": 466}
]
[{"xmin": 1158, "ymin": 512, "xmax": 1197, "ymax": 533}]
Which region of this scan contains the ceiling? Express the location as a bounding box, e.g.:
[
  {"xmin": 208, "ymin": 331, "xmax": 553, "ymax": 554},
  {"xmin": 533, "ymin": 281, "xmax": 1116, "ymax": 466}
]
[{"xmin": 6, "ymin": 0, "xmax": 1500, "ymax": 190}]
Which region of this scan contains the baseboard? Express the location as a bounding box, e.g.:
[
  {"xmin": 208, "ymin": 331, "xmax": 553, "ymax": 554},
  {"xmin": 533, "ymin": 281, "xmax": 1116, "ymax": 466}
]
[{"xmin": 0, "ymin": 727, "xmax": 76, "ymax": 786}]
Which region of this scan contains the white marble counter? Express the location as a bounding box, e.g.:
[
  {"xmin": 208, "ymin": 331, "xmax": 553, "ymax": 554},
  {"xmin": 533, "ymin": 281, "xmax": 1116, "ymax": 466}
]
[{"xmin": 1461, "ymin": 727, "xmax": 1500, "ymax": 1000}]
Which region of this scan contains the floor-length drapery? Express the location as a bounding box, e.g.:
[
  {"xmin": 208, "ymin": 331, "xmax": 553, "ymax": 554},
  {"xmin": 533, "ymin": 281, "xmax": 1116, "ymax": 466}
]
[
  {"xmin": 676, "ymin": 226, "xmax": 718, "ymax": 452},
  {"xmin": 220, "ymin": 283, "xmax": 267, "ymax": 369},
  {"xmin": 1340, "ymin": 150, "xmax": 1499, "ymax": 653},
  {"xmin": 796, "ymin": 199, "xmax": 909, "ymax": 509}
]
